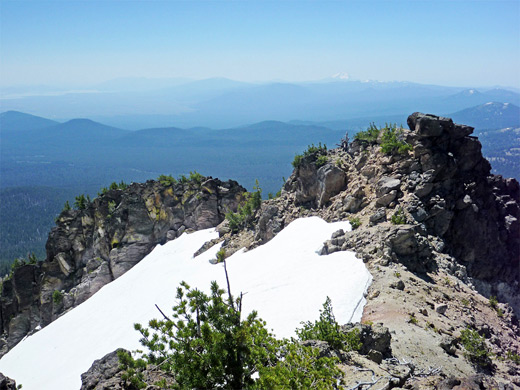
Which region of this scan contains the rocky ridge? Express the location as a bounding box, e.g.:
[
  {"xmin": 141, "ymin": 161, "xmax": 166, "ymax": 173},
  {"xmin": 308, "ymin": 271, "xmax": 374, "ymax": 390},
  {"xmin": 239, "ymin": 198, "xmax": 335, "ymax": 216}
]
[
  {"xmin": 223, "ymin": 113, "xmax": 519, "ymax": 312},
  {"xmin": 212, "ymin": 113, "xmax": 520, "ymax": 387},
  {"xmin": 0, "ymin": 176, "xmax": 245, "ymax": 356}
]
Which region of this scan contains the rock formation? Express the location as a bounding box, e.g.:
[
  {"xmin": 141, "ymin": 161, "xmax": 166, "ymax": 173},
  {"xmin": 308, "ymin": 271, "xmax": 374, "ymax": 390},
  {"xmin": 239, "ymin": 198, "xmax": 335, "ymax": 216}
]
[
  {"xmin": 247, "ymin": 113, "xmax": 519, "ymax": 316},
  {"xmin": 0, "ymin": 373, "xmax": 17, "ymax": 390},
  {"xmin": 0, "ymin": 176, "xmax": 245, "ymax": 356},
  {"xmin": 217, "ymin": 112, "xmax": 520, "ymax": 386}
]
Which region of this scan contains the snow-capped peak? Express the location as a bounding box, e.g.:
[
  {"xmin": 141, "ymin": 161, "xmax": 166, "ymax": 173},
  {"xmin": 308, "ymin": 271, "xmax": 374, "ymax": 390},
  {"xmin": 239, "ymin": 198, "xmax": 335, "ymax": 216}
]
[{"xmin": 332, "ymin": 72, "xmax": 350, "ymax": 80}]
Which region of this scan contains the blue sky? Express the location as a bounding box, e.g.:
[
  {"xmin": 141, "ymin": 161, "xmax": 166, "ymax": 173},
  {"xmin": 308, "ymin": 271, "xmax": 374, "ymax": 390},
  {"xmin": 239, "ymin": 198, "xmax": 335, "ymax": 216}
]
[{"xmin": 1, "ymin": 0, "xmax": 519, "ymax": 88}]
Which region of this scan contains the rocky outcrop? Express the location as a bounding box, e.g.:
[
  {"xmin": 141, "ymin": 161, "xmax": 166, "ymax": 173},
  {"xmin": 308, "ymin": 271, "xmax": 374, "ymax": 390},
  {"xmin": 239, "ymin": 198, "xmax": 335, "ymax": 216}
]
[
  {"xmin": 217, "ymin": 112, "xmax": 520, "ymax": 385},
  {"xmin": 321, "ymin": 224, "xmax": 434, "ymax": 273},
  {"xmin": 314, "ymin": 113, "xmax": 519, "ymax": 313},
  {"xmin": 0, "ymin": 176, "xmax": 245, "ymax": 356},
  {"xmin": 228, "ymin": 113, "xmax": 519, "ymax": 318},
  {"xmin": 284, "ymin": 159, "xmax": 347, "ymax": 208},
  {"xmin": 0, "ymin": 373, "xmax": 17, "ymax": 390},
  {"xmin": 80, "ymin": 349, "xmax": 126, "ymax": 390}
]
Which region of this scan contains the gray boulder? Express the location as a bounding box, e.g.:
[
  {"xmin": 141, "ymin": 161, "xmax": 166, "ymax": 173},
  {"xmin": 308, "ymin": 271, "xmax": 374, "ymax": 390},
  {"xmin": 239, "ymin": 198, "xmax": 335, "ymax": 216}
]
[
  {"xmin": 317, "ymin": 164, "xmax": 347, "ymax": 207},
  {"xmin": 407, "ymin": 112, "xmax": 454, "ymax": 138},
  {"xmin": 80, "ymin": 349, "xmax": 125, "ymax": 390},
  {"xmin": 0, "ymin": 373, "xmax": 17, "ymax": 390}
]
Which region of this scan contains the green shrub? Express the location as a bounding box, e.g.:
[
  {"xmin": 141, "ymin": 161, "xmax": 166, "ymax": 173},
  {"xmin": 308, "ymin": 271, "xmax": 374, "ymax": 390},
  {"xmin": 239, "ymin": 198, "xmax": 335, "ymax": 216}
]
[
  {"xmin": 52, "ymin": 290, "xmax": 63, "ymax": 305},
  {"xmin": 99, "ymin": 181, "xmax": 129, "ymax": 196},
  {"xmin": 507, "ymin": 350, "xmax": 520, "ymax": 365},
  {"xmin": 292, "ymin": 143, "xmax": 328, "ymax": 168},
  {"xmin": 178, "ymin": 174, "xmax": 189, "ymax": 185},
  {"xmin": 380, "ymin": 124, "xmax": 412, "ymax": 155},
  {"xmin": 118, "ymin": 350, "xmax": 147, "ymax": 389},
  {"xmin": 226, "ymin": 180, "xmax": 262, "ymax": 233},
  {"xmin": 215, "ymin": 248, "xmax": 226, "ymax": 263},
  {"xmin": 8, "ymin": 253, "xmax": 39, "ymax": 278},
  {"xmin": 460, "ymin": 327, "xmax": 492, "ymax": 368},
  {"xmin": 354, "ymin": 123, "xmax": 412, "ymax": 156},
  {"xmin": 10, "ymin": 258, "xmax": 26, "ymax": 273},
  {"xmin": 296, "ymin": 297, "xmax": 361, "ymax": 351},
  {"xmin": 292, "ymin": 154, "xmax": 303, "ymax": 169},
  {"xmin": 267, "ymin": 191, "xmax": 282, "ymax": 200},
  {"xmin": 27, "ymin": 253, "xmax": 37, "ymax": 265},
  {"xmin": 175, "ymin": 172, "xmax": 205, "ymax": 186},
  {"xmin": 391, "ymin": 208, "xmax": 407, "ymax": 225},
  {"xmin": 110, "ymin": 181, "xmax": 128, "ymax": 191},
  {"xmin": 188, "ymin": 171, "xmax": 204, "ymax": 185},
  {"xmin": 348, "ymin": 217, "xmax": 361, "ymax": 230},
  {"xmin": 157, "ymin": 174, "xmax": 177, "ymax": 186},
  {"xmin": 305, "ymin": 143, "xmax": 327, "ymax": 156},
  {"xmin": 489, "ymin": 295, "xmax": 504, "ymax": 317},
  {"xmin": 106, "ymin": 200, "xmax": 117, "ymax": 219},
  {"xmin": 254, "ymin": 342, "xmax": 341, "ymax": 390},
  {"xmin": 354, "ymin": 122, "xmax": 380, "ymax": 143},
  {"xmin": 315, "ymin": 155, "xmax": 328, "ymax": 168}
]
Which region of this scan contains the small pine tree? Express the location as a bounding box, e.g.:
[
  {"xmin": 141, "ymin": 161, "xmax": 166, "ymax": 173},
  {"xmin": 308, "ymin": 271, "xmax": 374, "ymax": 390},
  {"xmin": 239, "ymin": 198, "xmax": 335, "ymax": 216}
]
[
  {"xmin": 226, "ymin": 180, "xmax": 263, "ymax": 233},
  {"xmin": 120, "ymin": 280, "xmax": 280, "ymax": 389},
  {"xmin": 74, "ymin": 194, "xmax": 88, "ymax": 210},
  {"xmin": 62, "ymin": 200, "xmax": 71, "ymax": 212},
  {"xmin": 296, "ymin": 297, "xmax": 361, "ymax": 351}
]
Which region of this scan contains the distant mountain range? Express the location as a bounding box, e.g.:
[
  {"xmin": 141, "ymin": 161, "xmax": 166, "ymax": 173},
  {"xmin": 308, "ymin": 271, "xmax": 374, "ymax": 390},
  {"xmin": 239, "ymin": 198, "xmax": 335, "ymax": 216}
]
[{"xmin": 2, "ymin": 78, "xmax": 519, "ymax": 129}]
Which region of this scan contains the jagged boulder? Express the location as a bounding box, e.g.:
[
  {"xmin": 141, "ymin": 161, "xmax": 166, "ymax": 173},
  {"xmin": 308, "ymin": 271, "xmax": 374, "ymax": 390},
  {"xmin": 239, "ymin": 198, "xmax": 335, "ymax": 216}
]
[
  {"xmin": 254, "ymin": 204, "xmax": 284, "ymax": 243},
  {"xmin": 341, "ymin": 323, "xmax": 392, "ymax": 359},
  {"xmin": 80, "ymin": 349, "xmax": 126, "ymax": 390},
  {"xmin": 407, "ymin": 112, "xmax": 454, "ymax": 138},
  {"xmin": 327, "ymin": 113, "xmax": 520, "ymax": 314},
  {"xmin": 322, "ymin": 224, "xmax": 434, "ymax": 273},
  {"xmin": 0, "ymin": 373, "xmax": 17, "ymax": 390},
  {"xmin": 285, "ymin": 161, "xmax": 347, "ymax": 208}
]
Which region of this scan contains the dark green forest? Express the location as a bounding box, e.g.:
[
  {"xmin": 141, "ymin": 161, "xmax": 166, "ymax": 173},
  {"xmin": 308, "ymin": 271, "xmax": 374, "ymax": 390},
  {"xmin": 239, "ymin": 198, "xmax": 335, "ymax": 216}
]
[{"xmin": 0, "ymin": 186, "xmax": 73, "ymax": 275}]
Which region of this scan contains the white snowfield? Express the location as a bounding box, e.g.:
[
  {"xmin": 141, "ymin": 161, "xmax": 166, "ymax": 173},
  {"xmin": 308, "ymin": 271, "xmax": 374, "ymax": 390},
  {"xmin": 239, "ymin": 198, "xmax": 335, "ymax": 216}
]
[{"xmin": 0, "ymin": 216, "xmax": 372, "ymax": 390}]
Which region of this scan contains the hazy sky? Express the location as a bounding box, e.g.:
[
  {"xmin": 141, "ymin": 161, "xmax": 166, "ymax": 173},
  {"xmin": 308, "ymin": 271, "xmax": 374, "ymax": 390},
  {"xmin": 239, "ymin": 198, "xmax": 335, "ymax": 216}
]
[{"xmin": 1, "ymin": 0, "xmax": 519, "ymax": 88}]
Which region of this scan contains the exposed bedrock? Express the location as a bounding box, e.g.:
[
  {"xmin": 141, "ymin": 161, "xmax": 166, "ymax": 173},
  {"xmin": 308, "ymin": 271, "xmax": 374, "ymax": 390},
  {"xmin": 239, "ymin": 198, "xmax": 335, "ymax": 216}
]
[{"xmin": 0, "ymin": 177, "xmax": 245, "ymax": 356}]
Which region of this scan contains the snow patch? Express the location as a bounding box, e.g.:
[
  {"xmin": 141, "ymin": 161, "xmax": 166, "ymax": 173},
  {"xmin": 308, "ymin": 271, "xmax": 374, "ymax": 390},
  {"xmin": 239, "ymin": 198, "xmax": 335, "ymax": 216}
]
[
  {"xmin": 332, "ymin": 72, "xmax": 350, "ymax": 80},
  {"xmin": 0, "ymin": 217, "xmax": 371, "ymax": 390}
]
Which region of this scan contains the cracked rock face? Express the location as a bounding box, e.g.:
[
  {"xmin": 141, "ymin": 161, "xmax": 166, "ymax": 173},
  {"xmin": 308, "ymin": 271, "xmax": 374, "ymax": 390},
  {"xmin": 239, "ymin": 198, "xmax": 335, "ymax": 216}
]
[
  {"xmin": 0, "ymin": 177, "xmax": 245, "ymax": 356},
  {"xmin": 284, "ymin": 159, "xmax": 347, "ymax": 208}
]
